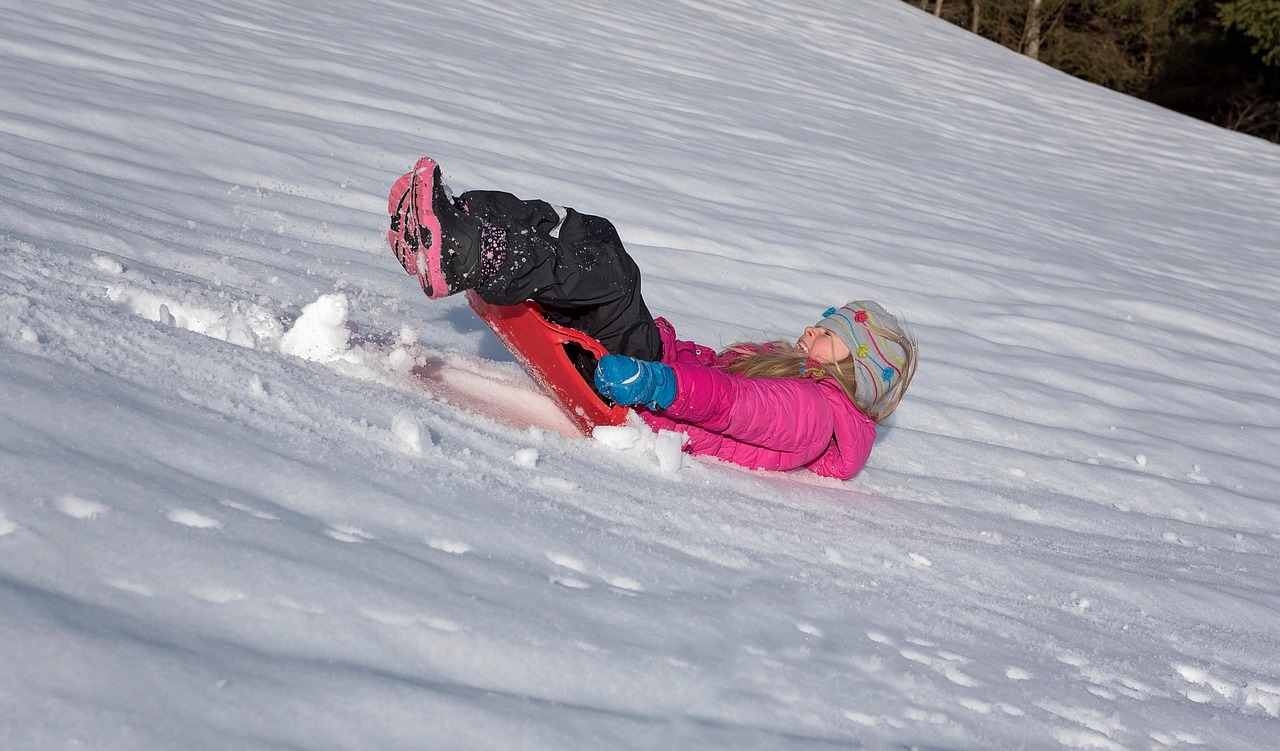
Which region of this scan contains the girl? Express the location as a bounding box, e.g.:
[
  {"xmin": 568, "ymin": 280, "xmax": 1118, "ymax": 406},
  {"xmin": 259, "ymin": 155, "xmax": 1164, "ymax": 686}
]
[{"xmin": 388, "ymin": 157, "xmax": 917, "ymax": 479}]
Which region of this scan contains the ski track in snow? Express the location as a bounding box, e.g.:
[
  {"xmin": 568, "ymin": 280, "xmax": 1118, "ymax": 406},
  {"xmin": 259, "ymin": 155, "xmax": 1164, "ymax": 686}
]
[{"xmin": 2, "ymin": 0, "xmax": 1280, "ymax": 748}]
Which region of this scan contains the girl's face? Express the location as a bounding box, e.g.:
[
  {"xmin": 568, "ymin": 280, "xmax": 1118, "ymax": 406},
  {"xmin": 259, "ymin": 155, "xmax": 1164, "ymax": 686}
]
[{"xmin": 797, "ymin": 326, "xmax": 851, "ymax": 365}]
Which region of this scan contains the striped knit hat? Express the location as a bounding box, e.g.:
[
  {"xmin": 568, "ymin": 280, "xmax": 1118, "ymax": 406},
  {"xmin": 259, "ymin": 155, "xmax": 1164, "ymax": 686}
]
[{"xmin": 816, "ymin": 300, "xmax": 909, "ymax": 415}]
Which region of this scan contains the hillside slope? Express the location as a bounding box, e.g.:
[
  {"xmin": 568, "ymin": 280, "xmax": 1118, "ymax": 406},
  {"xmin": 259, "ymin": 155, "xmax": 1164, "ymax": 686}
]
[{"xmin": 2, "ymin": 0, "xmax": 1280, "ymax": 748}]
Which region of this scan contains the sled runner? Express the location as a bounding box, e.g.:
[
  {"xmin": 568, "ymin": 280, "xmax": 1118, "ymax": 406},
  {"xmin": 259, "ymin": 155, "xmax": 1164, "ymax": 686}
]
[{"xmin": 465, "ymin": 291, "xmax": 629, "ymax": 436}]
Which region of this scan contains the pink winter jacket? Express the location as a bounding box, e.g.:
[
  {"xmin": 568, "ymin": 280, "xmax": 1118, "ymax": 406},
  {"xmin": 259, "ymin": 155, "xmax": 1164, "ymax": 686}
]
[{"xmin": 638, "ymin": 318, "xmax": 878, "ymax": 480}]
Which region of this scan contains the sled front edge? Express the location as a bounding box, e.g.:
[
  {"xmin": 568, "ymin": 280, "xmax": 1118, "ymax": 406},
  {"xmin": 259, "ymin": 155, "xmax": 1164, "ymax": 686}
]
[{"xmin": 465, "ymin": 291, "xmax": 630, "ymax": 436}]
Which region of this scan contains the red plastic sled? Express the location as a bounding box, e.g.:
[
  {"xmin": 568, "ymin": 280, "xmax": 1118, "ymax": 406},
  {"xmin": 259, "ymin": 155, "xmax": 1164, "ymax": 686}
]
[{"xmin": 465, "ymin": 291, "xmax": 629, "ymax": 436}]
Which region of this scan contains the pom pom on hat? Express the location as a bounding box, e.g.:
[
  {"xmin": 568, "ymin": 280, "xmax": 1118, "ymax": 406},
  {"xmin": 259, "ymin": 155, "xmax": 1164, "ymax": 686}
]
[{"xmin": 816, "ymin": 301, "xmax": 910, "ymax": 415}]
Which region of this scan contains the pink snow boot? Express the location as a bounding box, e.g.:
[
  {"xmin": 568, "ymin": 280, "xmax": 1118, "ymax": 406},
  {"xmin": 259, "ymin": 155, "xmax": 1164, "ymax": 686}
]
[{"xmin": 387, "ymin": 157, "xmax": 483, "ymax": 299}]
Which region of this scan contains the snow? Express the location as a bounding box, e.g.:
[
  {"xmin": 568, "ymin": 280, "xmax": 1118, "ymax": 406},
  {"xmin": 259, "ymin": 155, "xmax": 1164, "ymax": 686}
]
[{"xmin": 2, "ymin": 0, "xmax": 1280, "ymax": 747}]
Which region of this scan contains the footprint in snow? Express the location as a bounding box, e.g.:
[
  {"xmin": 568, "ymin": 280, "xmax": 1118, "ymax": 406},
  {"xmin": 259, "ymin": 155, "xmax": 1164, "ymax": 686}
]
[
  {"xmin": 275, "ymin": 598, "xmax": 325, "ymax": 615},
  {"xmin": 1175, "ymin": 663, "xmax": 1280, "ymax": 717},
  {"xmin": 547, "ymin": 552, "xmax": 591, "ymax": 589},
  {"xmin": 326, "ymin": 524, "xmax": 374, "ymax": 543},
  {"xmin": 551, "ymin": 576, "xmax": 592, "ymax": 589},
  {"xmin": 606, "ymin": 575, "xmax": 644, "ymax": 592},
  {"xmin": 530, "ymin": 475, "xmax": 578, "ymax": 494},
  {"xmin": 796, "ymin": 622, "xmax": 824, "ymax": 637},
  {"xmin": 866, "ymin": 630, "xmax": 894, "ymax": 646},
  {"xmin": 359, "ymin": 607, "xmax": 460, "ymax": 633},
  {"xmin": 220, "ymin": 499, "xmax": 280, "ymax": 521},
  {"xmin": 55, "ymin": 495, "xmax": 110, "ymax": 519},
  {"xmin": 426, "ymin": 537, "xmax": 472, "ymax": 554},
  {"xmin": 104, "ymin": 579, "xmax": 153, "ymax": 597},
  {"xmin": 899, "ymin": 644, "xmax": 982, "ymax": 688},
  {"xmin": 190, "ymin": 587, "xmax": 246, "ymax": 604},
  {"xmin": 168, "ymin": 508, "xmax": 222, "ymax": 529},
  {"xmin": 867, "ymin": 632, "xmax": 981, "ymax": 688},
  {"xmin": 1149, "ymin": 730, "xmax": 1206, "ymax": 747},
  {"xmin": 842, "ymin": 709, "xmax": 905, "ymax": 729},
  {"xmin": 907, "ymin": 552, "xmax": 933, "ymax": 568},
  {"xmin": 546, "ymin": 551, "xmax": 643, "ymax": 592}
]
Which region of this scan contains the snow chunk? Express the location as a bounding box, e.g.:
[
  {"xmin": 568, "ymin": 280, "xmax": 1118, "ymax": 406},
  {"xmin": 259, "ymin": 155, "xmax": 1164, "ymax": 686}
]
[
  {"xmin": 280, "ymin": 293, "xmax": 355, "ymax": 363},
  {"xmin": 387, "ymin": 346, "xmax": 415, "ymax": 374},
  {"xmin": 592, "ymin": 424, "xmax": 642, "ymax": 450},
  {"xmin": 593, "ymin": 424, "xmax": 687, "ymax": 474},
  {"xmin": 654, "ymin": 429, "xmax": 687, "ymax": 474},
  {"xmin": 92, "ymin": 255, "xmax": 123, "ymax": 275},
  {"xmin": 392, "ymin": 413, "xmax": 427, "ymax": 455},
  {"xmin": 512, "ymin": 448, "xmax": 539, "ymax": 468},
  {"xmin": 1245, "ymin": 682, "xmax": 1280, "ymax": 717}
]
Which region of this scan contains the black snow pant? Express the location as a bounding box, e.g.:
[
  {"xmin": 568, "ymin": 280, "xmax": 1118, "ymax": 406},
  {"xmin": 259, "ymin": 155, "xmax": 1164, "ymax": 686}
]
[{"xmin": 457, "ymin": 190, "xmax": 663, "ymax": 364}]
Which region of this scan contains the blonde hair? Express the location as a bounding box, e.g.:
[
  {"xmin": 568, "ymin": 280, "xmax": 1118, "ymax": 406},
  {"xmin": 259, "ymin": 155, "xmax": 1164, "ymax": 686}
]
[{"xmin": 720, "ymin": 324, "xmax": 917, "ymax": 423}]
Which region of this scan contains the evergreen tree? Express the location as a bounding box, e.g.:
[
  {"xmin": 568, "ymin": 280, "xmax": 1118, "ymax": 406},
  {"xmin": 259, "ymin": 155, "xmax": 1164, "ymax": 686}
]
[
  {"xmin": 1046, "ymin": 0, "xmax": 1199, "ymax": 94},
  {"xmin": 1218, "ymin": 0, "xmax": 1280, "ymax": 64}
]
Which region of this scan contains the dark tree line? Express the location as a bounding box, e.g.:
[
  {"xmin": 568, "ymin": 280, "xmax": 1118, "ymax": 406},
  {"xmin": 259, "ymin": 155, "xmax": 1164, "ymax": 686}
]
[{"xmin": 910, "ymin": 0, "xmax": 1280, "ymax": 143}]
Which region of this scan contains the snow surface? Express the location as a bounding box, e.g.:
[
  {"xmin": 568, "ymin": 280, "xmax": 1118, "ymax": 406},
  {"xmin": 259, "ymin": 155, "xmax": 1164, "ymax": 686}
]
[{"xmin": 3, "ymin": 0, "xmax": 1280, "ymax": 748}]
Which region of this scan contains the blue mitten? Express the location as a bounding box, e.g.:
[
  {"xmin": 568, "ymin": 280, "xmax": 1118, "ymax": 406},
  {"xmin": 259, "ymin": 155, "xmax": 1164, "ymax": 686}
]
[{"xmin": 594, "ymin": 354, "xmax": 677, "ymax": 410}]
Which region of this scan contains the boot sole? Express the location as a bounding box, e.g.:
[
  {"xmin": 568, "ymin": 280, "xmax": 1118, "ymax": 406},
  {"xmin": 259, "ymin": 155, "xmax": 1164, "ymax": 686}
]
[{"xmin": 387, "ymin": 157, "xmax": 449, "ymax": 299}]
